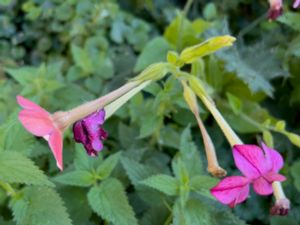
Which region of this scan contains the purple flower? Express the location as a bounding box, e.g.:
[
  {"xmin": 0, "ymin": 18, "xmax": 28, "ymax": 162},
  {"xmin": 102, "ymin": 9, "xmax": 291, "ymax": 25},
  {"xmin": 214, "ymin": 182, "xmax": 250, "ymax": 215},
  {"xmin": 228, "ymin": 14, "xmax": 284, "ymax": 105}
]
[
  {"xmin": 294, "ymin": 0, "xmax": 300, "ymax": 8},
  {"xmin": 73, "ymin": 110, "xmax": 107, "ymax": 156}
]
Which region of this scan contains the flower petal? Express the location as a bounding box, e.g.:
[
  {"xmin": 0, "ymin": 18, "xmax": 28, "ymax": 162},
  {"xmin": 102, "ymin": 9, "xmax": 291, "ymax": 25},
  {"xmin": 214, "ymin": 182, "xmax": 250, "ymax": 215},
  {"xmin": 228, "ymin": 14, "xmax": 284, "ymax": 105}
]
[
  {"xmin": 210, "ymin": 176, "xmax": 250, "ymax": 207},
  {"xmin": 48, "ymin": 129, "xmax": 63, "ymax": 171},
  {"xmin": 261, "ymin": 142, "xmax": 284, "ymax": 173},
  {"xmin": 253, "ymin": 177, "xmax": 273, "ymax": 195},
  {"xmin": 233, "ymin": 144, "xmax": 268, "ymax": 179},
  {"xmin": 18, "ymin": 110, "xmax": 54, "ymax": 136},
  {"xmin": 264, "ymin": 172, "xmax": 286, "ymax": 183},
  {"xmin": 73, "ymin": 121, "xmax": 87, "ymax": 143},
  {"xmin": 293, "ymin": 0, "xmax": 300, "ymax": 8},
  {"xmin": 17, "ymin": 95, "xmax": 49, "ymax": 115}
]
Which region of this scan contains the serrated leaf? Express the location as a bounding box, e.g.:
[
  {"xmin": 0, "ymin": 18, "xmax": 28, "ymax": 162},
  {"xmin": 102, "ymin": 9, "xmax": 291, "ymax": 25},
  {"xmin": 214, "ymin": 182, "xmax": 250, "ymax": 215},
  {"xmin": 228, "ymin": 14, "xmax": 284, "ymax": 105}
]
[
  {"xmin": 184, "ymin": 198, "xmax": 211, "ymax": 225},
  {"xmin": 54, "ymin": 170, "xmax": 94, "ymax": 187},
  {"xmin": 0, "ymin": 151, "xmax": 53, "ymax": 187},
  {"xmin": 189, "ymin": 175, "xmax": 218, "ymax": 191},
  {"xmin": 87, "ymin": 178, "xmax": 138, "ymax": 225},
  {"xmin": 121, "ymin": 156, "xmax": 158, "ymax": 186},
  {"xmin": 10, "ymin": 186, "xmax": 72, "ymax": 225},
  {"xmin": 96, "ymin": 152, "xmax": 121, "ymax": 179},
  {"xmin": 140, "ymin": 174, "xmax": 179, "ymax": 196},
  {"xmin": 278, "ymin": 12, "xmax": 300, "ymax": 31}
]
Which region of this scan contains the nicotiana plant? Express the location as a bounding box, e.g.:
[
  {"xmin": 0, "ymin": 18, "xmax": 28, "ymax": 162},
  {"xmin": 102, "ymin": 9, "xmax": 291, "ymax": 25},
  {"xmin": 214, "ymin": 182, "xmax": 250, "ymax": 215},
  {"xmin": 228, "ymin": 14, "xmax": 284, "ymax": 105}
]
[{"xmin": 16, "ymin": 35, "xmax": 294, "ymax": 217}]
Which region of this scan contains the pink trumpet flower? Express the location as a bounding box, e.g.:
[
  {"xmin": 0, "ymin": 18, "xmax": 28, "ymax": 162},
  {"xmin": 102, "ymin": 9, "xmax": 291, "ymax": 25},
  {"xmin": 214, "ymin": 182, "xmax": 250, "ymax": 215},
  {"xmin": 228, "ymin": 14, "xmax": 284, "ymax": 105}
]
[
  {"xmin": 17, "ymin": 96, "xmax": 64, "ymax": 170},
  {"xmin": 211, "ymin": 143, "xmax": 286, "ymax": 208}
]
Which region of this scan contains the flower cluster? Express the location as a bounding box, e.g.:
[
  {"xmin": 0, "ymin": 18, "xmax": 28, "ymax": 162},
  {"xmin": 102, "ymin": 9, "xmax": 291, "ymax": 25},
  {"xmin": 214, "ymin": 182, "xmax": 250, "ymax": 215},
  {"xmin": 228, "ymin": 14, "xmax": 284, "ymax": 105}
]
[{"xmin": 211, "ymin": 143, "xmax": 285, "ymax": 208}]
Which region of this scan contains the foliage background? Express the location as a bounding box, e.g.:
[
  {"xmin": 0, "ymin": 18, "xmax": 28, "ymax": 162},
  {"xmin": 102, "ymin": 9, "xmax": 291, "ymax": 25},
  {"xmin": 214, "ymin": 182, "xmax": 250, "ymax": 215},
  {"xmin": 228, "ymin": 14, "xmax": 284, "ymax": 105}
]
[{"xmin": 1, "ymin": 0, "xmax": 300, "ymax": 224}]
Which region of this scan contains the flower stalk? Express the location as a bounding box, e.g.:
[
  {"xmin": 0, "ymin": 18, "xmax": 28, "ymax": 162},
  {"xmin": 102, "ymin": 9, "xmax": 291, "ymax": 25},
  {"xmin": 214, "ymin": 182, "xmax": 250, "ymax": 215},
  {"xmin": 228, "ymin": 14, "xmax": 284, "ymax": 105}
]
[{"xmin": 182, "ymin": 81, "xmax": 226, "ymax": 177}]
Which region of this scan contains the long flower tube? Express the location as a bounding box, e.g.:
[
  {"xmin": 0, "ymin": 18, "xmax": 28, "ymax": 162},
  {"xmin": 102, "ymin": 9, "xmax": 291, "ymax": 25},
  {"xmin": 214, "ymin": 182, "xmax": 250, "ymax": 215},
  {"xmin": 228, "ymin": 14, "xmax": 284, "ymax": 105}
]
[
  {"xmin": 17, "ymin": 80, "xmax": 142, "ymax": 170},
  {"xmin": 192, "ymin": 82, "xmax": 289, "ymax": 214},
  {"xmin": 181, "ymin": 81, "xmax": 226, "ymax": 177}
]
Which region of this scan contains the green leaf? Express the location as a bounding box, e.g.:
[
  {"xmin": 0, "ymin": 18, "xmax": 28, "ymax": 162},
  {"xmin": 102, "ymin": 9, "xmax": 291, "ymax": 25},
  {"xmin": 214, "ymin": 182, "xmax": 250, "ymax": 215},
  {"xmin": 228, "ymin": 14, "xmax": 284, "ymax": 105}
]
[
  {"xmin": 184, "ymin": 198, "xmax": 211, "ymax": 225},
  {"xmin": 10, "ymin": 186, "xmax": 72, "ymax": 225},
  {"xmin": 0, "ymin": 151, "xmax": 53, "ymax": 187},
  {"xmin": 226, "ymin": 92, "xmax": 242, "ymax": 115},
  {"xmin": 189, "ymin": 175, "xmax": 218, "ymax": 191},
  {"xmin": 71, "ymin": 44, "xmax": 93, "ymax": 74},
  {"xmin": 121, "ymin": 156, "xmax": 158, "ymax": 186},
  {"xmin": 278, "ymin": 12, "xmax": 300, "ymax": 31},
  {"xmin": 291, "ymin": 160, "xmax": 300, "ymax": 191},
  {"xmin": 179, "ymin": 36, "xmax": 236, "ymax": 64},
  {"xmin": 270, "ymin": 216, "xmax": 298, "ymax": 225},
  {"xmin": 5, "ymin": 67, "xmax": 37, "ymax": 86},
  {"xmin": 87, "ymin": 178, "xmax": 138, "ymax": 225},
  {"xmin": 140, "ymin": 174, "xmax": 179, "ymax": 196},
  {"xmin": 134, "ymin": 37, "xmax": 170, "ymax": 72},
  {"xmin": 179, "ymin": 126, "xmax": 203, "ymax": 177},
  {"xmin": 96, "ymin": 152, "xmax": 121, "ymax": 179},
  {"xmin": 54, "ymin": 170, "xmax": 94, "ymax": 187},
  {"xmin": 286, "ymin": 132, "xmax": 300, "ymax": 148}
]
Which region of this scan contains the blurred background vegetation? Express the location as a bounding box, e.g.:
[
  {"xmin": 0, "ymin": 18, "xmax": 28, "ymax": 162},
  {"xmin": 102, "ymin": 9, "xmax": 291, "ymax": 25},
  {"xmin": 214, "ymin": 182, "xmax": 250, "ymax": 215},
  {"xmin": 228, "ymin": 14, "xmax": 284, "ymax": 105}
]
[{"xmin": 1, "ymin": 0, "xmax": 300, "ymax": 224}]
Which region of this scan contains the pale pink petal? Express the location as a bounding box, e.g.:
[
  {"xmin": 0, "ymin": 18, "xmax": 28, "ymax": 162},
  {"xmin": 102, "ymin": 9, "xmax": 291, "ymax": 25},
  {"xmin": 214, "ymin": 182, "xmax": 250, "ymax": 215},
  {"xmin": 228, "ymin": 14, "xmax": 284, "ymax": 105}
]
[
  {"xmin": 261, "ymin": 142, "xmax": 284, "ymax": 173},
  {"xmin": 18, "ymin": 110, "xmax": 54, "ymax": 136},
  {"xmin": 16, "ymin": 95, "xmax": 49, "ymax": 115},
  {"xmin": 253, "ymin": 177, "xmax": 273, "ymax": 195},
  {"xmin": 48, "ymin": 129, "xmax": 63, "ymax": 171},
  {"xmin": 211, "ymin": 176, "xmax": 250, "ymax": 207},
  {"xmin": 293, "ymin": 0, "xmax": 300, "ymax": 8},
  {"xmin": 264, "ymin": 172, "xmax": 286, "ymax": 183},
  {"xmin": 233, "ymin": 145, "xmax": 268, "ymax": 179}
]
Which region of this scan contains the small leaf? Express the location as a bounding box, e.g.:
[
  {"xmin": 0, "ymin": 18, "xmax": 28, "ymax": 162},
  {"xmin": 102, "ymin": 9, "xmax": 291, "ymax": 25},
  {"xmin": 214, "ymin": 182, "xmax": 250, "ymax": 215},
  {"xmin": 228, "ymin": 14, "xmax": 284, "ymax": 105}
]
[
  {"xmin": 226, "ymin": 92, "xmax": 242, "ymax": 115},
  {"xmin": 54, "ymin": 170, "xmax": 94, "ymax": 187},
  {"xmin": 10, "ymin": 187, "xmax": 72, "ymax": 225},
  {"xmin": 87, "ymin": 178, "xmax": 138, "ymax": 225},
  {"xmin": 71, "ymin": 44, "xmax": 93, "ymax": 74},
  {"xmin": 96, "ymin": 152, "xmax": 121, "ymax": 179},
  {"xmin": 140, "ymin": 174, "xmax": 179, "ymax": 196},
  {"xmin": 179, "ymin": 36, "xmax": 236, "ymax": 64},
  {"xmin": 0, "ymin": 151, "xmax": 53, "ymax": 187}
]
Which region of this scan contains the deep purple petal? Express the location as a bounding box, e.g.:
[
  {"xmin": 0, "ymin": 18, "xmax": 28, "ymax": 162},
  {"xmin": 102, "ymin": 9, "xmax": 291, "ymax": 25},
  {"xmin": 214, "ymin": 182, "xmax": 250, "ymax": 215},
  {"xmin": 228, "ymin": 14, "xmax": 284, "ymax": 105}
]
[{"xmin": 73, "ymin": 121, "xmax": 87, "ymax": 143}]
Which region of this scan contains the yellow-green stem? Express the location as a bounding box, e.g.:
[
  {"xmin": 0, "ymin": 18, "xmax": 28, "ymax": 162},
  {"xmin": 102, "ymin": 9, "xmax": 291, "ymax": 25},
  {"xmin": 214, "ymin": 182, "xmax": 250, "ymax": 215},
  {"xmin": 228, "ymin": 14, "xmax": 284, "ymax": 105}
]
[{"xmin": 0, "ymin": 181, "xmax": 16, "ymax": 196}]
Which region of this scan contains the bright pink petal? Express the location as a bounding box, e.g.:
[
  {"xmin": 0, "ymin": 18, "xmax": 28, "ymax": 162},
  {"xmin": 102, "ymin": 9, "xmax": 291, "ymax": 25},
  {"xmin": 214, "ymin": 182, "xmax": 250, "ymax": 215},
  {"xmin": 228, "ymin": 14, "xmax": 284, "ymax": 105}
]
[
  {"xmin": 233, "ymin": 144, "xmax": 268, "ymax": 179},
  {"xmin": 264, "ymin": 172, "xmax": 286, "ymax": 183},
  {"xmin": 17, "ymin": 96, "xmax": 49, "ymax": 115},
  {"xmin": 262, "ymin": 142, "xmax": 284, "ymax": 173},
  {"xmin": 211, "ymin": 176, "xmax": 250, "ymax": 207},
  {"xmin": 293, "ymin": 0, "xmax": 300, "ymax": 8},
  {"xmin": 253, "ymin": 177, "xmax": 273, "ymax": 195},
  {"xmin": 48, "ymin": 129, "xmax": 63, "ymax": 171},
  {"xmin": 18, "ymin": 110, "xmax": 54, "ymax": 136}
]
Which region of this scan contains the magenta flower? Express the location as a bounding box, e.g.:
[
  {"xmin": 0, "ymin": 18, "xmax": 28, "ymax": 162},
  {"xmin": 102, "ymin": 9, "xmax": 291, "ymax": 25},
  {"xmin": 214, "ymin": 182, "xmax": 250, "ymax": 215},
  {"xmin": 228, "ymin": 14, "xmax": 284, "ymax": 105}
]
[
  {"xmin": 294, "ymin": 0, "xmax": 300, "ymax": 8},
  {"xmin": 17, "ymin": 96, "xmax": 63, "ymax": 170},
  {"xmin": 73, "ymin": 110, "xmax": 107, "ymax": 156},
  {"xmin": 268, "ymin": 0, "xmax": 283, "ymax": 20},
  {"xmin": 211, "ymin": 143, "xmax": 285, "ymax": 208}
]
